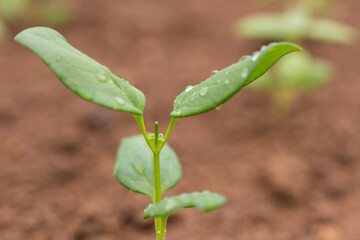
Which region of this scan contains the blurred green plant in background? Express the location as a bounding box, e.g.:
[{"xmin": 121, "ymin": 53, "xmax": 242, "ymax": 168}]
[
  {"xmin": 0, "ymin": 0, "xmax": 70, "ymax": 41},
  {"xmin": 234, "ymin": 0, "xmax": 357, "ymax": 119}
]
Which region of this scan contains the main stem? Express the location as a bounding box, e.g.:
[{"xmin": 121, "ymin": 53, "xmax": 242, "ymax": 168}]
[
  {"xmin": 153, "ymin": 122, "xmax": 164, "ymax": 240},
  {"xmin": 133, "ymin": 115, "xmax": 178, "ymax": 240}
]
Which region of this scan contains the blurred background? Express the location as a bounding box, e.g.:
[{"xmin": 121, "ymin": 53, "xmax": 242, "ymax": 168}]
[{"xmin": 0, "ymin": 0, "xmax": 359, "ymax": 239}]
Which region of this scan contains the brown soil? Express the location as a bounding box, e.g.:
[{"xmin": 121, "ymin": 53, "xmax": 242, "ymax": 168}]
[{"xmin": 1, "ymin": 0, "xmax": 360, "ymax": 239}]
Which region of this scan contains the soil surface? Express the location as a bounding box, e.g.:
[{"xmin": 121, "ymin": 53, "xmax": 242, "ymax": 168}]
[{"xmin": 1, "ymin": 0, "xmax": 360, "ymax": 239}]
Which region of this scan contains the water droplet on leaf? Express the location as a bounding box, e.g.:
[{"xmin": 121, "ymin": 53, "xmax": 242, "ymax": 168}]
[
  {"xmin": 185, "ymin": 85, "xmax": 193, "ymax": 92},
  {"xmin": 210, "ymin": 70, "xmax": 219, "ymax": 76},
  {"xmin": 239, "ymin": 55, "xmax": 250, "ymax": 61},
  {"xmin": 56, "ymin": 56, "xmax": 62, "ymax": 62},
  {"xmin": 225, "ymin": 79, "xmax": 229, "ymax": 84},
  {"xmin": 115, "ymin": 97, "xmax": 125, "ymax": 105},
  {"xmin": 199, "ymin": 87, "xmax": 209, "ymax": 96},
  {"xmin": 216, "ymin": 105, "xmax": 223, "ymax": 111},
  {"xmin": 97, "ymin": 73, "xmax": 108, "ymax": 83},
  {"xmin": 78, "ymin": 91, "xmax": 94, "ymax": 101},
  {"xmin": 241, "ymin": 68, "xmax": 248, "ymax": 78},
  {"xmin": 251, "ymin": 51, "xmax": 261, "ymax": 61}
]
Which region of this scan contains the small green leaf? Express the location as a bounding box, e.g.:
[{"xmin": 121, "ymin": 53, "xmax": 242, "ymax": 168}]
[
  {"xmin": 114, "ymin": 135, "xmax": 182, "ymax": 200},
  {"xmin": 143, "ymin": 191, "xmax": 226, "ymax": 219},
  {"xmin": 15, "ymin": 27, "xmax": 145, "ymax": 115},
  {"xmin": 171, "ymin": 42, "xmax": 301, "ymax": 117}
]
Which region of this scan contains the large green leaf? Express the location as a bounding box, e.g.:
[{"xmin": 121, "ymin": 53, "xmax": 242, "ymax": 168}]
[
  {"xmin": 15, "ymin": 27, "xmax": 145, "ymax": 115},
  {"xmin": 114, "ymin": 135, "xmax": 182, "ymax": 200},
  {"xmin": 143, "ymin": 191, "xmax": 226, "ymax": 219},
  {"xmin": 171, "ymin": 42, "xmax": 301, "ymax": 117}
]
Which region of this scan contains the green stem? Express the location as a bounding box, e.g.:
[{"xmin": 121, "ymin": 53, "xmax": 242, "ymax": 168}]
[
  {"xmin": 160, "ymin": 117, "xmax": 178, "ymax": 149},
  {"xmin": 133, "ymin": 116, "xmax": 178, "ymax": 240},
  {"xmin": 153, "ymin": 150, "xmax": 163, "ymax": 240},
  {"xmin": 133, "ymin": 114, "xmax": 151, "ymax": 147}
]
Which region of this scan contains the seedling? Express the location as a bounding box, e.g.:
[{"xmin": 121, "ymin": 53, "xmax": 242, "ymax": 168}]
[
  {"xmin": 234, "ymin": 2, "xmax": 356, "ymax": 118},
  {"xmin": 15, "ymin": 27, "xmax": 301, "ymax": 240}
]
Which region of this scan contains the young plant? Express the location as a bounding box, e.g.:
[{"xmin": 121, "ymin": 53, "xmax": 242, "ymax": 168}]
[
  {"xmin": 15, "ymin": 27, "xmax": 301, "ymax": 240},
  {"xmin": 234, "ymin": 2, "xmax": 357, "ymax": 118}
]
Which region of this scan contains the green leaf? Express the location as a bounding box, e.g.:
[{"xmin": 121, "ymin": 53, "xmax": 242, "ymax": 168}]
[
  {"xmin": 143, "ymin": 191, "xmax": 226, "ymax": 219},
  {"xmin": 171, "ymin": 42, "xmax": 301, "ymax": 117},
  {"xmin": 114, "ymin": 135, "xmax": 182, "ymax": 200},
  {"xmin": 250, "ymin": 52, "xmax": 331, "ymax": 93},
  {"xmin": 15, "ymin": 27, "xmax": 145, "ymax": 115}
]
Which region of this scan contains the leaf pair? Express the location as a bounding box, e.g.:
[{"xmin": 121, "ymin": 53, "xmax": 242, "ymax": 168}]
[{"xmin": 15, "ymin": 27, "xmax": 301, "ymax": 118}]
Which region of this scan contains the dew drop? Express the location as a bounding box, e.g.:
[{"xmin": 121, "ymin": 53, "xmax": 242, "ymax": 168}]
[
  {"xmin": 56, "ymin": 56, "xmax": 62, "ymax": 62},
  {"xmin": 166, "ymin": 154, "xmax": 171, "ymax": 160},
  {"xmin": 80, "ymin": 91, "xmax": 94, "ymax": 101},
  {"xmin": 239, "ymin": 55, "xmax": 250, "ymax": 61},
  {"xmin": 225, "ymin": 71, "xmax": 229, "ymax": 76},
  {"xmin": 260, "ymin": 45, "xmax": 267, "ymax": 51},
  {"xmin": 115, "ymin": 97, "xmax": 125, "ymax": 105},
  {"xmin": 225, "ymin": 79, "xmax": 229, "ymax": 84},
  {"xmin": 203, "ymin": 190, "xmax": 210, "ymax": 194},
  {"xmin": 102, "ymin": 66, "xmax": 111, "ymax": 72},
  {"xmin": 199, "ymin": 87, "xmax": 209, "ymax": 96},
  {"xmin": 210, "ymin": 70, "xmax": 219, "ymax": 76},
  {"xmin": 216, "ymin": 105, "xmax": 223, "ymax": 111},
  {"xmin": 185, "ymin": 85, "xmax": 193, "ymax": 92},
  {"xmin": 96, "ymin": 73, "xmax": 108, "ymax": 83},
  {"xmin": 180, "ymin": 194, "xmax": 190, "ymax": 202},
  {"xmin": 166, "ymin": 199, "xmax": 177, "ymax": 210},
  {"xmin": 251, "ymin": 51, "xmax": 260, "ymax": 61},
  {"xmin": 241, "ymin": 68, "xmax": 248, "ymax": 78}
]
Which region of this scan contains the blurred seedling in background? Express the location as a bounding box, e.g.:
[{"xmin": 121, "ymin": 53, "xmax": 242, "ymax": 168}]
[
  {"xmin": 234, "ymin": 0, "xmax": 357, "ymax": 119},
  {"xmin": 0, "ymin": 0, "xmax": 70, "ymax": 41},
  {"xmin": 15, "ymin": 27, "xmax": 301, "ymax": 240}
]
